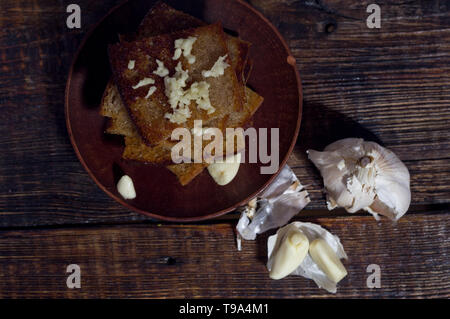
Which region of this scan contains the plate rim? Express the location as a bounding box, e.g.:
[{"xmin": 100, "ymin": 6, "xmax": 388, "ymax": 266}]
[{"xmin": 64, "ymin": 0, "xmax": 303, "ymax": 222}]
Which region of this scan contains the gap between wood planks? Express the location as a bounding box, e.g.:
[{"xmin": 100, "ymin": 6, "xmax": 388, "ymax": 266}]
[
  {"xmin": 0, "ymin": 204, "xmax": 447, "ymax": 231},
  {"xmin": 0, "ymin": 213, "xmax": 447, "ymax": 298}
]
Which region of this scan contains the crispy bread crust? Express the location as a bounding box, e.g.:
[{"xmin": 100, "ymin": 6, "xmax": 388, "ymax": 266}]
[
  {"xmin": 100, "ymin": 2, "xmax": 261, "ymax": 184},
  {"xmin": 108, "ymin": 23, "xmax": 243, "ymax": 146}
]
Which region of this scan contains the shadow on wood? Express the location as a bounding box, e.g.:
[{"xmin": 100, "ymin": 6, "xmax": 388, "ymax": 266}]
[{"xmin": 297, "ymin": 101, "xmax": 383, "ymax": 152}]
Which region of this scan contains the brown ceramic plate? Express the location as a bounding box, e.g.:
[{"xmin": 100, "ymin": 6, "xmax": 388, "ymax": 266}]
[{"xmin": 65, "ymin": 0, "xmax": 302, "ymax": 222}]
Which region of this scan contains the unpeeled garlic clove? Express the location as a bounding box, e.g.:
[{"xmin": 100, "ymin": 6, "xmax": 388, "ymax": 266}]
[
  {"xmin": 309, "ymin": 238, "xmax": 347, "ymax": 284},
  {"xmin": 307, "ymin": 138, "xmax": 411, "ymax": 220},
  {"xmin": 269, "ymin": 226, "xmax": 309, "ymax": 280},
  {"xmin": 207, "ymin": 153, "xmax": 241, "ymax": 186}
]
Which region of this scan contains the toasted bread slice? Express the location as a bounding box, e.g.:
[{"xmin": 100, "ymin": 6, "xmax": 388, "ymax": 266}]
[
  {"xmin": 101, "ymin": 53, "xmax": 259, "ymax": 165},
  {"xmin": 100, "ymin": 81, "xmax": 136, "ymax": 136},
  {"xmin": 226, "ymin": 37, "xmax": 250, "ymax": 85},
  {"xmin": 108, "ymin": 23, "xmax": 244, "ymax": 146},
  {"xmin": 164, "ymin": 87, "xmax": 263, "ymax": 185},
  {"xmin": 100, "ymin": 2, "xmax": 251, "ymax": 156},
  {"xmin": 135, "ymin": 2, "xmax": 250, "ymax": 84},
  {"xmin": 107, "ymin": 86, "xmax": 263, "ymax": 165},
  {"xmin": 166, "ymin": 162, "xmax": 208, "ymax": 186},
  {"xmin": 101, "ymin": 2, "xmax": 260, "ymax": 185},
  {"xmin": 243, "ymin": 58, "xmax": 253, "ymax": 85},
  {"xmin": 136, "ymin": 2, "xmax": 204, "ymax": 39}
]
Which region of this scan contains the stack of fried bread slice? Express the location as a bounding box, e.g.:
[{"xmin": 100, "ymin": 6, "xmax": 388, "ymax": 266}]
[{"xmin": 101, "ymin": 2, "xmax": 263, "ymax": 185}]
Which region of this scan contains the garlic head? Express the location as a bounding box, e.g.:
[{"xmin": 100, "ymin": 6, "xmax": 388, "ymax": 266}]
[{"xmin": 307, "ymin": 138, "xmax": 410, "ymax": 220}]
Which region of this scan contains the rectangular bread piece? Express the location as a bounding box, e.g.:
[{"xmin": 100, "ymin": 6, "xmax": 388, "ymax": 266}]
[
  {"xmin": 101, "ymin": 2, "xmax": 262, "ymax": 184},
  {"xmin": 100, "ymin": 2, "xmax": 252, "ymax": 163},
  {"xmin": 108, "ymin": 23, "xmax": 244, "ymax": 146}
]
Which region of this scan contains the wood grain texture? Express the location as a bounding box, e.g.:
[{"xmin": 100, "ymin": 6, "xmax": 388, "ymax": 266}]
[
  {"xmin": 1, "ymin": 0, "xmax": 449, "ymax": 227},
  {"xmin": 0, "ymin": 0, "xmax": 449, "ymax": 299},
  {"xmin": 258, "ymin": 0, "xmax": 450, "ymax": 209},
  {"xmin": 0, "ymin": 214, "xmax": 448, "ymax": 298}
]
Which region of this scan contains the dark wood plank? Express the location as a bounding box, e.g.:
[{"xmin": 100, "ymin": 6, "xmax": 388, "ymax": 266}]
[
  {"xmin": 0, "ymin": 0, "xmax": 149, "ymax": 227},
  {"xmin": 0, "ymin": 213, "xmax": 447, "ymax": 298},
  {"xmin": 0, "ymin": 0, "xmax": 449, "ymax": 227},
  {"xmin": 251, "ymin": 0, "xmax": 450, "ymax": 208}
]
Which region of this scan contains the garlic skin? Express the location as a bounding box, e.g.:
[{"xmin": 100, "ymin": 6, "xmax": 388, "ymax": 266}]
[
  {"xmin": 307, "ymin": 138, "xmax": 411, "ymax": 220},
  {"xmin": 236, "ymin": 165, "xmax": 310, "ymax": 241}
]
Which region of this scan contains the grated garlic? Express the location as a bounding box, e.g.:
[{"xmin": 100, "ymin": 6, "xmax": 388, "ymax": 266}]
[
  {"xmin": 145, "ymin": 86, "xmax": 157, "ymax": 99},
  {"xmin": 132, "ymin": 77, "xmax": 155, "ymax": 89},
  {"xmin": 153, "ymin": 59, "xmax": 169, "ymax": 77},
  {"xmin": 172, "ymin": 36, "xmax": 197, "ymax": 64},
  {"xmin": 163, "ymin": 62, "xmax": 215, "ymax": 124}
]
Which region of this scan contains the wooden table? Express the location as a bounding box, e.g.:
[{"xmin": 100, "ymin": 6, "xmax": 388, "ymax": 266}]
[{"xmin": 0, "ymin": 0, "xmax": 448, "ymax": 298}]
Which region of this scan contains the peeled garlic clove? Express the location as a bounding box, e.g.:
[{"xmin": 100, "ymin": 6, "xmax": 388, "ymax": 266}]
[
  {"xmin": 309, "ymin": 238, "xmax": 347, "ymax": 284},
  {"xmin": 307, "ymin": 138, "xmax": 411, "ymax": 220},
  {"xmin": 207, "ymin": 153, "xmax": 241, "ymax": 186},
  {"xmin": 117, "ymin": 175, "xmax": 136, "ymax": 199},
  {"xmin": 269, "ymin": 226, "xmax": 309, "ymax": 280},
  {"xmin": 267, "ymin": 222, "xmax": 348, "ymax": 293}
]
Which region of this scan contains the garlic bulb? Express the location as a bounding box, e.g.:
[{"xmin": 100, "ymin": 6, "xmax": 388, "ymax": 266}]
[{"xmin": 307, "ymin": 138, "xmax": 411, "ymax": 220}]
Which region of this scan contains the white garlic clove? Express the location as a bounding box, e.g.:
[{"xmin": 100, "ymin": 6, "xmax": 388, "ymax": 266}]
[
  {"xmin": 207, "ymin": 153, "xmax": 241, "ymax": 186},
  {"xmin": 267, "ymin": 222, "xmax": 348, "ymax": 293},
  {"xmin": 308, "ymin": 138, "xmax": 411, "ymax": 220},
  {"xmin": 269, "ymin": 225, "xmax": 309, "ymax": 280},
  {"xmin": 117, "ymin": 175, "xmax": 136, "ymax": 199},
  {"xmin": 309, "ymin": 238, "xmax": 347, "ymax": 284}
]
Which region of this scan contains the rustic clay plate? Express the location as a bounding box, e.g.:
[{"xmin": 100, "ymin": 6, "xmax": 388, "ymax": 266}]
[{"xmin": 65, "ymin": 0, "xmax": 302, "ymax": 222}]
